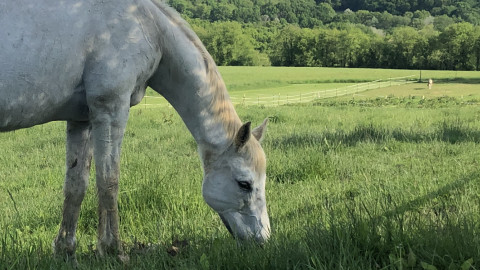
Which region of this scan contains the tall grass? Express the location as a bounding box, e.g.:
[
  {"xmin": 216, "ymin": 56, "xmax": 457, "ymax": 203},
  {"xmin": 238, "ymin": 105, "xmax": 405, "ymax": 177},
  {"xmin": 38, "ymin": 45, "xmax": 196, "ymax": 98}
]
[{"xmin": 1, "ymin": 98, "xmax": 480, "ymax": 269}]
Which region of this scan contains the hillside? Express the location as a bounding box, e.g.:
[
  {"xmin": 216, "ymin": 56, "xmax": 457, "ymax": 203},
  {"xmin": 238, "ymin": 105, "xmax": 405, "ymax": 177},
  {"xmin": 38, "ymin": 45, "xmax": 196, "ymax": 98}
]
[
  {"xmin": 167, "ymin": 0, "xmax": 480, "ymax": 27},
  {"xmin": 166, "ymin": 0, "xmax": 480, "ymax": 71}
]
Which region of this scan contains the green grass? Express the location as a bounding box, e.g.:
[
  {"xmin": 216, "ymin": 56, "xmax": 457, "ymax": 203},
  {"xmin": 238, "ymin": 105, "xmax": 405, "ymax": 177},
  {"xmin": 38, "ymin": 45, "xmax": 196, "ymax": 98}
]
[
  {"xmin": 1, "ymin": 67, "xmax": 480, "ymax": 269},
  {"xmin": 347, "ymin": 83, "xmax": 480, "ymax": 100},
  {"xmin": 2, "ymin": 99, "xmax": 480, "ymax": 269},
  {"xmin": 144, "ymin": 67, "xmax": 479, "ymax": 107},
  {"xmin": 217, "ymin": 67, "xmax": 480, "ymax": 91}
]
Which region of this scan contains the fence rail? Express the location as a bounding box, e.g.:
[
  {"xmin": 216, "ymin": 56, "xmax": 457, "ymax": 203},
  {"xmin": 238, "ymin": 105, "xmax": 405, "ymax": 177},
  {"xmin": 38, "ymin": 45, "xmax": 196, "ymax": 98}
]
[
  {"xmin": 139, "ymin": 75, "xmax": 416, "ymax": 108},
  {"xmin": 229, "ymin": 75, "xmax": 416, "ymax": 106}
]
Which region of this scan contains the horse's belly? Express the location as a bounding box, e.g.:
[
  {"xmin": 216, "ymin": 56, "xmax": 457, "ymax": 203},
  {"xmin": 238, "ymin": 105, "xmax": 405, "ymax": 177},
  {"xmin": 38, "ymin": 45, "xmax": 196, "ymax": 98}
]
[{"xmin": 0, "ymin": 81, "xmax": 89, "ymax": 131}]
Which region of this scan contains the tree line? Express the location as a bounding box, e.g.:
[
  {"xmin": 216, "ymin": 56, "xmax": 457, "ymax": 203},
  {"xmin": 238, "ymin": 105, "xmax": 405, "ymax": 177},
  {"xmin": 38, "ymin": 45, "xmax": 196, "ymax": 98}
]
[
  {"xmin": 168, "ymin": 0, "xmax": 480, "ymax": 70},
  {"xmin": 169, "ymin": 0, "xmax": 480, "ymax": 27},
  {"xmin": 268, "ymin": 23, "xmax": 480, "ymax": 70}
]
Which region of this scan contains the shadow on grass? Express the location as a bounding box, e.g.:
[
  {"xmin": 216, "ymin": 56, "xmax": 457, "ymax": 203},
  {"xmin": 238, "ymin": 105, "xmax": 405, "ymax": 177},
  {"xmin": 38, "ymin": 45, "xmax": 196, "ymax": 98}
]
[
  {"xmin": 2, "ymin": 168, "xmax": 479, "ymax": 270},
  {"xmin": 433, "ymin": 77, "xmax": 480, "ymax": 84},
  {"xmin": 275, "ymin": 171, "xmax": 480, "ymax": 269},
  {"xmin": 272, "ymin": 120, "xmax": 480, "ymax": 150},
  {"xmin": 380, "ymin": 172, "xmax": 477, "ymax": 220}
]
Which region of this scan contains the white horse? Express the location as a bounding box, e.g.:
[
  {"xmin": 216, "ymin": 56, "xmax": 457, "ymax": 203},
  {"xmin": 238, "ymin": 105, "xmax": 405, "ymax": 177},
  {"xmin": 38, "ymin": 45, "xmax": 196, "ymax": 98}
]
[{"xmin": 0, "ymin": 0, "xmax": 270, "ymax": 260}]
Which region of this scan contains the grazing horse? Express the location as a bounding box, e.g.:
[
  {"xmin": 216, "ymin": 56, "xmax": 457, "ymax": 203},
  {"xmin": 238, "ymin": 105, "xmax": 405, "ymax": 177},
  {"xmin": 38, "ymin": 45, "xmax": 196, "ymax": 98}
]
[{"xmin": 0, "ymin": 0, "xmax": 270, "ymax": 260}]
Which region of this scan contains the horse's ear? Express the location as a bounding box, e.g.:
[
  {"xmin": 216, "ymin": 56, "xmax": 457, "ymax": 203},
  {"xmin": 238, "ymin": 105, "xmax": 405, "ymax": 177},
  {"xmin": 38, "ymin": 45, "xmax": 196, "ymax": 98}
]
[
  {"xmin": 252, "ymin": 118, "xmax": 268, "ymax": 143},
  {"xmin": 235, "ymin": 122, "xmax": 251, "ymax": 150}
]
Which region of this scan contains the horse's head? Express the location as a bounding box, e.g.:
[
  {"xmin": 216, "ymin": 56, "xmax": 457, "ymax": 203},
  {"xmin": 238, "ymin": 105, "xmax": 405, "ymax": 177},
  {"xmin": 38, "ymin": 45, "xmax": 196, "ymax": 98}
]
[{"xmin": 202, "ymin": 119, "xmax": 270, "ymax": 244}]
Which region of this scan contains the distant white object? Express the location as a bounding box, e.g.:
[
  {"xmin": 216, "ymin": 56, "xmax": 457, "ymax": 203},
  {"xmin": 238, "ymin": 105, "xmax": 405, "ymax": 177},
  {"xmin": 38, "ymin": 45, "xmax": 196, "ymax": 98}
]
[{"xmin": 428, "ymin": 79, "xmax": 433, "ymax": 89}]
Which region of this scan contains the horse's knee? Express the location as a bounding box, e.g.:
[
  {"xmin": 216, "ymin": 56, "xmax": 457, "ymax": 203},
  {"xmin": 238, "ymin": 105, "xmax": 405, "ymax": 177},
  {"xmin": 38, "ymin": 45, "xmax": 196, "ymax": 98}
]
[
  {"xmin": 96, "ymin": 180, "xmax": 119, "ymax": 205},
  {"xmin": 63, "ymin": 175, "xmax": 88, "ymax": 202}
]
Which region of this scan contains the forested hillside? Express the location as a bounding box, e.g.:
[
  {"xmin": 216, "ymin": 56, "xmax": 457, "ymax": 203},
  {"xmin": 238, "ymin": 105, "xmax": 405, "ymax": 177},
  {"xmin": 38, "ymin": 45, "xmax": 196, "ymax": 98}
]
[
  {"xmin": 169, "ymin": 0, "xmax": 480, "ymax": 26},
  {"xmin": 167, "ymin": 0, "xmax": 480, "ymax": 70}
]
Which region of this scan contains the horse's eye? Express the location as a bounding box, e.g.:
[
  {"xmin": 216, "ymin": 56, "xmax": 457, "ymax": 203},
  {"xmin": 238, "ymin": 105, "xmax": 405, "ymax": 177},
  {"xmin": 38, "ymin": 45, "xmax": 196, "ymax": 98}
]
[{"xmin": 237, "ymin": 181, "xmax": 252, "ymax": 192}]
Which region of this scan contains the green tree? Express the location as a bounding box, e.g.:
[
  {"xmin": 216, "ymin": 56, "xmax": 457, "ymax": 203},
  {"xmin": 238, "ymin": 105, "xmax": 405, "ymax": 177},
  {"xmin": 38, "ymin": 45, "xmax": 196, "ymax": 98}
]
[
  {"xmin": 269, "ymin": 25, "xmax": 304, "ymax": 66},
  {"xmin": 313, "ymin": 28, "xmax": 342, "ymax": 66},
  {"xmin": 411, "ymin": 10, "xmax": 433, "ymax": 29},
  {"xmin": 168, "ymin": 0, "xmax": 194, "ymax": 17},
  {"xmin": 294, "ymin": 28, "xmax": 318, "ymax": 66},
  {"xmin": 439, "ymin": 22, "xmax": 476, "ymax": 70},
  {"xmin": 427, "ymin": 49, "xmax": 449, "ymax": 69},
  {"xmin": 474, "ymin": 26, "xmax": 480, "ymax": 70},
  {"xmin": 359, "ymin": 35, "xmax": 386, "ymax": 68},
  {"xmin": 260, "ymin": 2, "xmax": 278, "ymax": 21},
  {"xmin": 210, "ymin": 2, "xmax": 235, "ymax": 21},
  {"xmin": 231, "ymin": 0, "xmax": 261, "ymax": 23},
  {"xmin": 276, "ymin": 2, "xmax": 298, "ymax": 24},
  {"xmin": 386, "ymin": 26, "xmax": 424, "ymax": 69},
  {"xmin": 192, "ymin": 3, "xmax": 212, "ymax": 20},
  {"xmin": 196, "ymin": 21, "xmax": 262, "ymax": 66},
  {"xmin": 343, "ymin": 27, "xmax": 372, "ymax": 67},
  {"xmin": 454, "ymin": 1, "xmax": 480, "ymax": 25},
  {"xmin": 433, "ymin": 14, "xmax": 455, "ymax": 31},
  {"xmin": 316, "ymin": 3, "xmax": 336, "ymax": 24}
]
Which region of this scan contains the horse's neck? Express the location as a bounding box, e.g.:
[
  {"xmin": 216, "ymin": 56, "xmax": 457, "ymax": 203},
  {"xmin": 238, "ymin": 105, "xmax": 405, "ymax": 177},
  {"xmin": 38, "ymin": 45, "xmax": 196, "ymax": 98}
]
[
  {"xmin": 148, "ymin": 4, "xmax": 241, "ymax": 155},
  {"xmin": 161, "ymin": 68, "xmax": 241, "ymax": 150}
]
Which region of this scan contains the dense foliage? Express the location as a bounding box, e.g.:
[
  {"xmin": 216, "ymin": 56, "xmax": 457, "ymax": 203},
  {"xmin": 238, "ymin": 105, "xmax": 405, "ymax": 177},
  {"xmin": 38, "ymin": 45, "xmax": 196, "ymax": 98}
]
[
  {"xmin": 168, "ymin": 0, "xmax": 480, "ymax": 26},
  {"xmin": 167, "ymin": 0, "xmax": 480, "ymax": 70},
  {"xmin": 268, "ymin": 23, "xmax": 480, "ymax": 70}
]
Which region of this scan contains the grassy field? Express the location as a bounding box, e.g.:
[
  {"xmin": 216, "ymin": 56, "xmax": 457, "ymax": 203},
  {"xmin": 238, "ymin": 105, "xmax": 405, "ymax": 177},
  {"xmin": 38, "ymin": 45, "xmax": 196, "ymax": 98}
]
[
  {"xmin": 218, "ymin": 67, "xmax": 480, "ymax": 91},
  {"xmin": 1, "ymin": 67, "xmax": 480, "ymax": 269},
  {"xmin": 143, "ymin": 67, "xmax": 480, "ymax": 107}
]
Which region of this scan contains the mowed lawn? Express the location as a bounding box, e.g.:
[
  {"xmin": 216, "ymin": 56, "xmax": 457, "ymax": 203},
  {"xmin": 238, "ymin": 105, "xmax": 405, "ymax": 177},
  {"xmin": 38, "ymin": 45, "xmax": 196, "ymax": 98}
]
[
  {"xmin": 218, "ymin": 66, "xmax": 480, "ymax": 91},
  {"xmin": 1, "ymin": 67, "xmax": 480, "ymax": 269}
]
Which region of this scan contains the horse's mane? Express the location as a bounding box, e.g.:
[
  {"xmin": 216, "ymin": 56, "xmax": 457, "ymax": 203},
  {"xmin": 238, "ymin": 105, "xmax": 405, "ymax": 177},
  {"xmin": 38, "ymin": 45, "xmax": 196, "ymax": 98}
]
[{"xmin": 150, "ymin": 0, "xmax": 242, "ymax": 140}]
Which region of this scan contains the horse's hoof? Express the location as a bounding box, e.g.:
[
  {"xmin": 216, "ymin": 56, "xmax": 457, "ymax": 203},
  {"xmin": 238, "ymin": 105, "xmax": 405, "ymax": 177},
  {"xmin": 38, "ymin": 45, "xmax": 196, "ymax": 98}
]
[
  {"xmin": 118, "ymin": 253, "xmax": 130, "ymax": 264},
  {"xmin": 52, "ymin": 252, "xmax": 78, "ymax": 268},
  {"xmin": 52, "ymin": 237, "xmax": 78, "ymax": 266}
]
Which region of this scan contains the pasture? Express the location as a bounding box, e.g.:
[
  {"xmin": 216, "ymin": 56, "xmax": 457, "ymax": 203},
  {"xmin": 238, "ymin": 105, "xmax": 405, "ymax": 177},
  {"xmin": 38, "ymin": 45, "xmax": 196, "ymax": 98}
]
[
  {"xmin": 143, "ymin": 67, "xmax": 480, "ymax": 107},
  {"xmin": 1, "ymin": 67, "xmax": 480, "ymax": 269}
]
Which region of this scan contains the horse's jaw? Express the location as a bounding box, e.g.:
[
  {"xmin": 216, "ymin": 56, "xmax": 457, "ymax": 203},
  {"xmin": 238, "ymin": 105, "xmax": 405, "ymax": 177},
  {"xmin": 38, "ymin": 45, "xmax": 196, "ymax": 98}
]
[{"xmin": 218, "ymin": 209, "xmax": 270, "ymax": 245}]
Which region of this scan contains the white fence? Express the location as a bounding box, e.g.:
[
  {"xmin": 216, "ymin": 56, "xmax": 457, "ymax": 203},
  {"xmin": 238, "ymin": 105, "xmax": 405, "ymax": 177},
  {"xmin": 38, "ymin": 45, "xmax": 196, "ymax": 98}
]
[
  {"xmin": 140, "ymin": 75, "xmax": 416, "ymax": 108},
  {"xmin": 229, "ymin": 75, "xmax": 416, "ymax": 106}
]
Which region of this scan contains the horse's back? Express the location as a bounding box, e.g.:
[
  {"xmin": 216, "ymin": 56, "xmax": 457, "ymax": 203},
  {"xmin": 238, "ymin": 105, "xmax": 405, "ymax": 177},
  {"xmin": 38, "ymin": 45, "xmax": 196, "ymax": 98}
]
[
  {"xmin": 0, "ymin": 0, "xmax": 96, "ymax": 82},
  {"xmin": 0, "ymin": 0, "xmax": 161, "ymax": 131},
  {"xmin": 0, "ymin": 0, "xmax": 95, "ymax": 130}
]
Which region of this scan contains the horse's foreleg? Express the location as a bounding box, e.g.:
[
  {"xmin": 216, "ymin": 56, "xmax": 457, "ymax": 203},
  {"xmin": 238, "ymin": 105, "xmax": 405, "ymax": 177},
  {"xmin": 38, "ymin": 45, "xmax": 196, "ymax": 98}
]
[
  {"xmin": 53, "ymin": 121, "xmax": 93, "ymax": 259},
  {"xmin": 88, "ymin": 98, "xmax": 130, "ymax": 260}
]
